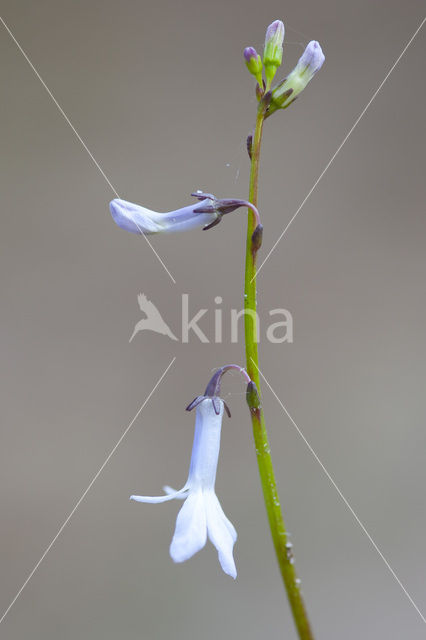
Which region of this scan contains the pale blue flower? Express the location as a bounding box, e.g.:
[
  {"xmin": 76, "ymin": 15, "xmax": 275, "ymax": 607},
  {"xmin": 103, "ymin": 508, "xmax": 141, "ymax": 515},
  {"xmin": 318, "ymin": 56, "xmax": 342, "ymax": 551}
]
[
  {"xmin": 110, "ymin": 192, "xmax": 261, "ymax": 237},
  {"xmin": 131, "ymin": 397, "xmax": 237, "ymax": 578},
  {"xmin": 110, "ymin": 196, "xmax": 219, "ymax": 235}
]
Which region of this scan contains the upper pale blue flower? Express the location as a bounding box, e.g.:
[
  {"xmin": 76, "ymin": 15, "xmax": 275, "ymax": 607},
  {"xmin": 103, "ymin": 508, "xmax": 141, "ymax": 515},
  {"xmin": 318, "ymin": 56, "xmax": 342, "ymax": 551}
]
[
  {"xmin": 110, "ymin": 192, "xmax": 262, "ymax": 237},
  {"xmin": 110, "ymin": 197, "xmax": 219, "ymax": 235},
  {"xmin": 130, "ymin": 397, "xmax": 237, "ymax": 578}
]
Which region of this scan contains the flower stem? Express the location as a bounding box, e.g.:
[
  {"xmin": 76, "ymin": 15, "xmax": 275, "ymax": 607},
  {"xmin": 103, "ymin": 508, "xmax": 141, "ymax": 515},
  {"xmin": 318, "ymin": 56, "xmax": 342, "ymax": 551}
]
[{"xmin": 244, "ymin": 100, "xmax": 314, "ymax": 640}]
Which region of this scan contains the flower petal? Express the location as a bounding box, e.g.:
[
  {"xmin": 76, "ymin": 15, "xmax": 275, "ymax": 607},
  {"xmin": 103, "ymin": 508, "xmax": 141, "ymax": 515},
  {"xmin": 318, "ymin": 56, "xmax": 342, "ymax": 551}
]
[
  {"xmin": 163, "ymin": 485, "xmax": 188, "ymax": 500},
  {"xmin": 130, "ymin": 485, "xmax": 188, "ymax": 504},
  {"xmin": 169, "ymin": 491, "xmax": 207, "ymax": 563},
  {"xmin": 110, "ymin": 199, "xmax": 163, "ymax": 235},
  {"xmin": 205, "ymin": 492, "xmax": 237, "ymax": 578}
]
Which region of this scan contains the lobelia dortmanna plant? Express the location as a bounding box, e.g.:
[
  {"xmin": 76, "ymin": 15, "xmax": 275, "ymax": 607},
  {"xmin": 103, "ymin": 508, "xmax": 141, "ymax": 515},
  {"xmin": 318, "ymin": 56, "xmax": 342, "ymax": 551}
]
[{"xmin": 110, "ymin": 19, "xmax": 324, "ymax": 640}]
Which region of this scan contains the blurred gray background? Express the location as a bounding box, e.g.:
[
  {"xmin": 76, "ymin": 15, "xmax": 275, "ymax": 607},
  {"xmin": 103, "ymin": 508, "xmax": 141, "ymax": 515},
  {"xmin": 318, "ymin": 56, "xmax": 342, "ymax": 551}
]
[{"xmin": 1, "ymin": 1, "xmax": 426, "ymax": 638}]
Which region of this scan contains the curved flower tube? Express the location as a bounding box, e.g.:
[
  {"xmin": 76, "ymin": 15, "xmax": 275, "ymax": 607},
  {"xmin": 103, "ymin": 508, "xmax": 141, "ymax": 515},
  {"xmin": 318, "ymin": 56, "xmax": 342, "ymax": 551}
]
[
  {"xmin": 130, "ymin": 398, "xmax": 237, "ymax": 578},
  {"xmin": 110, "ymin": 192, "xmax": 262, "ymax": 237}
]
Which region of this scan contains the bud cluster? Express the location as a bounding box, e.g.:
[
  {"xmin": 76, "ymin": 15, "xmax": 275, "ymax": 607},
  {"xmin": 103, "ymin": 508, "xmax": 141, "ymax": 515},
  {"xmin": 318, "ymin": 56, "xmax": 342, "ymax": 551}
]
[{"xmin": 243, "ymin": 20, "xmax": 324, "ymax": 113}]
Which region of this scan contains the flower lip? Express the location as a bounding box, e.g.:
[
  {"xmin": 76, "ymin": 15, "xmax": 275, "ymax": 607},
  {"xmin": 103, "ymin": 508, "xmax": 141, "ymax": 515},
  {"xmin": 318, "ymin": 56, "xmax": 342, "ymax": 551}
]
[{"xmin": 110, "ymin": 198, "xmax": 164, "ymax": 234}]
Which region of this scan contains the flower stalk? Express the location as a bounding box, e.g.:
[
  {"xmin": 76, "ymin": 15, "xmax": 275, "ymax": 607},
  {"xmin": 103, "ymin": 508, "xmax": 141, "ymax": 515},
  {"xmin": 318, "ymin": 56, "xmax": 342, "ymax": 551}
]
[{"xmin": 244, "ymin": 96, "xmax": 314, "ymax": 639}]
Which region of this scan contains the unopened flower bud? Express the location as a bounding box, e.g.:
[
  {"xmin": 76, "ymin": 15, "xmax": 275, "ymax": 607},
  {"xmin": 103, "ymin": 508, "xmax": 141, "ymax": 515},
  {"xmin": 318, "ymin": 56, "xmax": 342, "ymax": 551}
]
[
  {"xmin": 263, "ymin": 20, "xmax": 285, "ymax": 86},
  {"xmin": 251, "ymin": 224, "xmax": 263, "ymax": 253},
  {"xmin": 246, "ymin": 381, "xmax": 261, "ymax": 411},
  {"xmin": 246, "ymin": 134, "xmax": 253, "ymax": 160},
  {"xmin": 244, "ymin": 46, "xmax": 263, "ymax": 86},
  {"xmin": 270, "ymin": 40, "xmax": 325, "ymax": 112}
]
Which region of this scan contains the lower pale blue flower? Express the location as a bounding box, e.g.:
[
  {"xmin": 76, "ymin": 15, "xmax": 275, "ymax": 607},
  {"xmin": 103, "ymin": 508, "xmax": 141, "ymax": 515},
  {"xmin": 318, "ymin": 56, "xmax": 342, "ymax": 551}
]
[{"xmin": 130, "ymin": 398, "xmax": 237, "ymax": 578}]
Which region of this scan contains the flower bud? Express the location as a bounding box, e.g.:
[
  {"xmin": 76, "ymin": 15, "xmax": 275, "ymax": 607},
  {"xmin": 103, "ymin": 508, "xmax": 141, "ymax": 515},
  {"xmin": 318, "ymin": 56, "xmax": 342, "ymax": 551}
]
[
  {"xmin": 251, "ymin": 224, "xmax": 263, "ymax": 253},
  {"xmin": 270, "ymin": 40, "xmax": 325, "ymax": 112},
  {"xmin": 244, "ymin": 46, "xmax": 263, "ymax": 86},
  {"xmin": 246, "ymin": 134, "xmax": 253, "ymax": 159},
  {"xmin": 246, "ymin": 381, "xmax": 261, "ymax": 411},
  {"xmin": 263, "ymin": 20, "xmax": 285, "ymax": 86}
]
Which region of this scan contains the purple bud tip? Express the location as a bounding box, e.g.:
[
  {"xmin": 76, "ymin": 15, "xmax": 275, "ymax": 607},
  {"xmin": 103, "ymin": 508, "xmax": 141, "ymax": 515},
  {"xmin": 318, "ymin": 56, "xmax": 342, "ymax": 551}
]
[
  {"xmin": 299, "ymin": 40, "xmax": 325, "ymax": 74},
  {"xmin": 244, "ymin": 46, "xmax": 258, "ymax": 63},
  {"xmin": 265, "ymin": 19, "xmax": 284, "ymax": 41}
]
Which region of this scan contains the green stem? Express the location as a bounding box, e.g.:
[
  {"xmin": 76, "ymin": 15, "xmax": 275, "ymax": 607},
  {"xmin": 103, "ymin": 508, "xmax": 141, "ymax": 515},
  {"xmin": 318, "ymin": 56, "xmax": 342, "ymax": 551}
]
[{"xmin": 244, "ymin": 101, "xmax": 314, "ymax": 640}]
